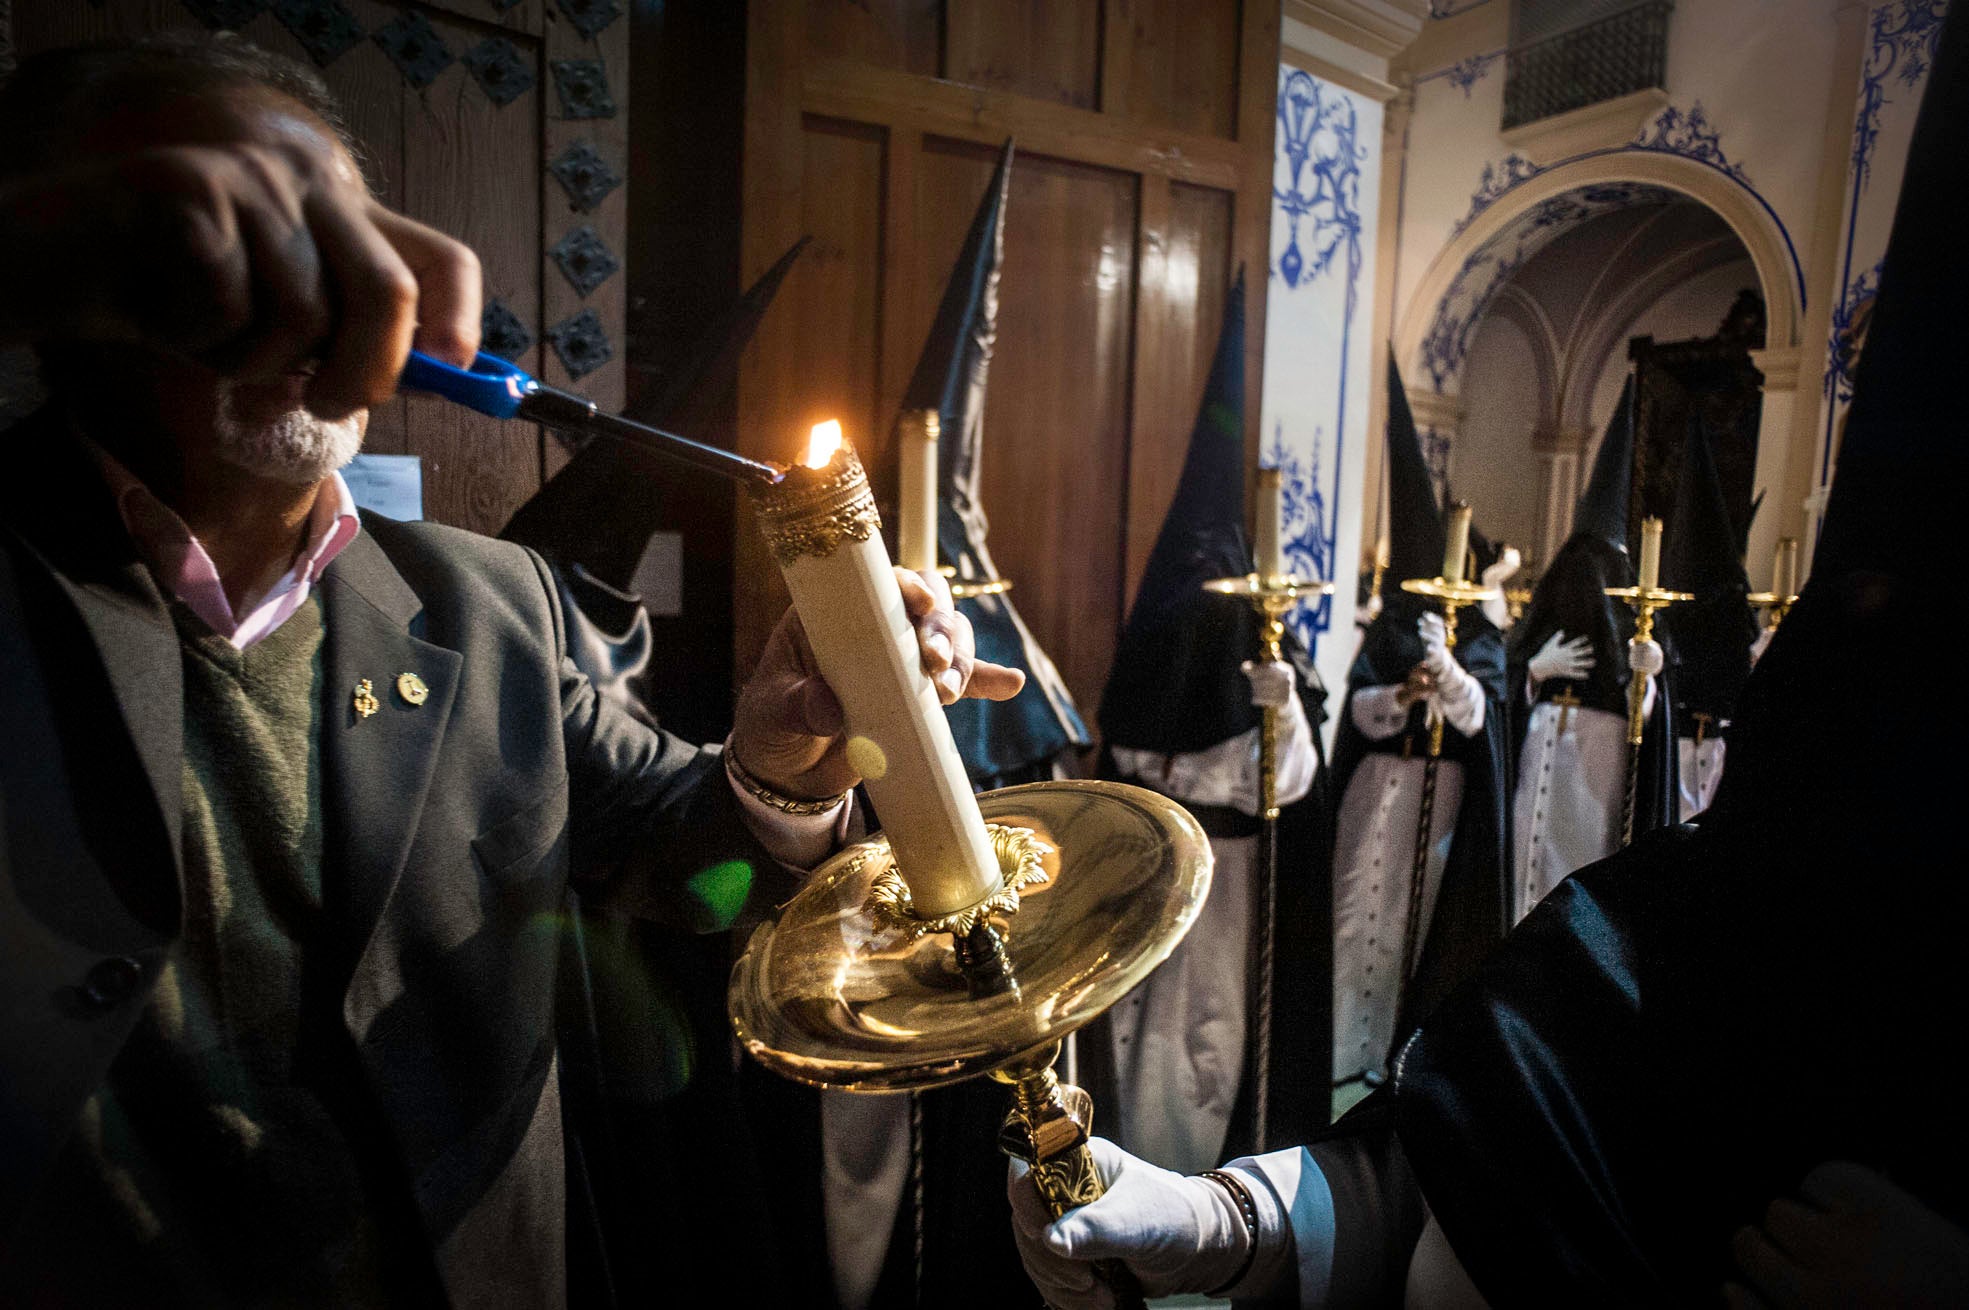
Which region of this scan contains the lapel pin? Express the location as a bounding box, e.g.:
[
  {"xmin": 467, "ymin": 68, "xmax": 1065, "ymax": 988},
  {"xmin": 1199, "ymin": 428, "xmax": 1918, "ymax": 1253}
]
[
  {"xmin": 353, "ymin": 679, "xmax": 380, "ymax": 719},
  {"xmin": 397, "ymin": 672, "xmax": 430, "ymax": 707}
]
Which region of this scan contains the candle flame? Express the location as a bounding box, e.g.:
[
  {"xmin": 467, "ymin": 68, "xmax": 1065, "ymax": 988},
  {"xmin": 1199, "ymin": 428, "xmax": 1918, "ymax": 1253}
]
[{"xmin": 804, "ymin": 420, "xmax": 844, "ymax": 469}]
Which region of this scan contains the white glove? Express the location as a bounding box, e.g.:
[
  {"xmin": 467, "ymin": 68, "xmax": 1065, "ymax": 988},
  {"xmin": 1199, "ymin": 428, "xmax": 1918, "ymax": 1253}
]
[
  {"xmin": 1416, "ymin": 612, "xmax": 1454, "ymax": 679},
  {"xmin": 1480, "ymin": 546, "xmax": 1521, "ymax": 590},
  {"xmin": 1528, "ymin": 630, "xmax": 1595, "ymax": 684},
  {"xmin": 1241, "ymin": 659, "xmax": 1294, "ymax": 710},
  {"xmin": 1006, "ymin": 1138, "xmax": 1250, "ymax": 1308},
  {"xmin": 1629, "ymin": 637, "xmax": 1664, "ymax": 678},
  {"xmin": 1413, "ymin": 613, "xmax": 1485, "ymax": 737}
]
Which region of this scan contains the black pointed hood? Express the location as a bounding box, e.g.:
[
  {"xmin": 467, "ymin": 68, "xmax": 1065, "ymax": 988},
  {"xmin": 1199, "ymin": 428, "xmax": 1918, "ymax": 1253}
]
[
  {"xmin": 1662, "ymin": 416, "xmax": 1755, "ymax": 727},
  {"xmin": 1098, "ymin": 272, "xmax": 1261, "ymax": 756},
  {"xmin": 1385, "ymin": 357, "xmax": 1445, "ymax": 589},
  {"xmin": 1576, "ymin": 376, "xmax": 1636, "ymax": 555},
  {"xmin": 499, "ymin": 236, "xmax": 808, "ymax": 587},
  {"xmin": 915, "ymin": 141, "xmax": 1090, "ymax": 782}
]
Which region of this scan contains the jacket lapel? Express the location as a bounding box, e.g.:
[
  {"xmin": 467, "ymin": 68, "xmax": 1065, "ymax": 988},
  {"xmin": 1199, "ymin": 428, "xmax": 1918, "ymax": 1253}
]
[
  {"xmin": 1, "ymin": 421, "xmax": 184, "ymax": 882},
  {"xmin": 316, "ymin": 530, "xmax": 463, "ymax": 1003}
]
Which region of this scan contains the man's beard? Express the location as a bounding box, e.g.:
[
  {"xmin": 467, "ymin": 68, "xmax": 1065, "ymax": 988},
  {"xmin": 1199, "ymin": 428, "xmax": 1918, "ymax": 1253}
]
[{"xmin": 211, "ymin": 391, "xmax": 365, "ymax": 485}]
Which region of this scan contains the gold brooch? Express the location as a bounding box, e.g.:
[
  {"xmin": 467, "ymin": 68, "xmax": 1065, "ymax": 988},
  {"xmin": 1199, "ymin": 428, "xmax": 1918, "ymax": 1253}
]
[
  {"xmin": 397, "ymin": 672, "xmax": 429, "ymax": 706},
  {"xmin": 353, "ymin": 679, "xmax": 379, "ymax": 719}
]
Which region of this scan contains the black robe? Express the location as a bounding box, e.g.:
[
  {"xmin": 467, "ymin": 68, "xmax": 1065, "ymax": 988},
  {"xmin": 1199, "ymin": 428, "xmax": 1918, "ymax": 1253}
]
[
  {"xmin": 1507, "ymin": 533, "xmax": 1678, "ymax": 839},
  {"xmin": 1329, "ymin": 591, "xmax": 1511, "ymax": 1047},
  {"xmin": 1390, "ymin": 573, "xmax": 1964, "ymax": 1302}
]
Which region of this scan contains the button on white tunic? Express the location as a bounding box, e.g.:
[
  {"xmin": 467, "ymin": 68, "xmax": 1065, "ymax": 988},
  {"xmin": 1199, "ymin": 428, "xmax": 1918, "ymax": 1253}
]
[
  {"xmin": 1330, "ymin": 753, "xmax": 1464, "ymax": 1087},
  {"xmin": 1512, "ymin": 700, "xmax": 1626, "ymax": 923}
]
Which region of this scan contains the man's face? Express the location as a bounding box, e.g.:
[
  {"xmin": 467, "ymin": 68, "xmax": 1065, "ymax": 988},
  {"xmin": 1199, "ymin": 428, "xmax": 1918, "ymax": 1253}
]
[{"xmin": 71, "ymin": 85, "xmax": 369, "ymax": 486}]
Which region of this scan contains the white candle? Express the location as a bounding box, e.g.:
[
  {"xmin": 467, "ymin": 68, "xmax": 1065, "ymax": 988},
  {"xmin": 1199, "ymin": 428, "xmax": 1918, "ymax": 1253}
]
[
  {"xmin": 750, "ymin": 423, "xmax": 1001, "ymax": 918},
  {"xmin": 1442, "ymin": 502, "xmax": 1472, "ymax": 586},
  {"xmin": 1255, "ymin": 467, "xmax": 1284, "ymax": 580},
  {"xmin": 1638, "ymin": 516, "xmax": 1662, "ymax": 591},
  {"xmin": 897, "ymin": 408, "xmax": 940, "ymax": 576},
  {"xmin": 1773, "ymin": 536, "xmax": 1799, "ymax": 598}
]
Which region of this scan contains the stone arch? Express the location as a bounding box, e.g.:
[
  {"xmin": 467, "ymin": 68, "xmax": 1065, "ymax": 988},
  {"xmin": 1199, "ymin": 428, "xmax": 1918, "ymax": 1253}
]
[{"xmin": 1394, "ymin": 150, "xmax": 1804, "ymax": 396}]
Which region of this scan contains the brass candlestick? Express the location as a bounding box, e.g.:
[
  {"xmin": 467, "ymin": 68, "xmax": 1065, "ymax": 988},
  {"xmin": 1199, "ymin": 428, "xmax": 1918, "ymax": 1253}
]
[
  {"xmin": 730, "ymin": 784, "xmax": 1210, "ymax": 1310},
  {"xmin": 937, "ymin": 563, "xmax": 1014, "ymax": 600},
  {"xmin": 1603, "ymin": 583, "xmax": 1694, "ymax": 845},
  {"xmin": 1394, "ymin": 572, "xmax": 1502, "ymax": 997},
  {"xmin": 738, "ymin": 434, "xmax": 1217, "ymax": 1309},
  {"xmin": 1201, "ymin": 572, "xmax": 1332, "ymax": 1150}
]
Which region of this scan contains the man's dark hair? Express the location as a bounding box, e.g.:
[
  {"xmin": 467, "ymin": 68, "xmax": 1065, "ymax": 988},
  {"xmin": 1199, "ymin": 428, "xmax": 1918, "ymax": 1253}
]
[{"xmin": 0, "ymin": 29, "xmax": 363, "ymax": 184}]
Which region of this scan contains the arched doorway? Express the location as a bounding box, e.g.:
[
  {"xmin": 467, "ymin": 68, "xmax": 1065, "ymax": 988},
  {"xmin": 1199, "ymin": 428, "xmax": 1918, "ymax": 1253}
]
[{"xmin": 1390, "ymin": 151, "xmax": 1805, "ymax": 576}]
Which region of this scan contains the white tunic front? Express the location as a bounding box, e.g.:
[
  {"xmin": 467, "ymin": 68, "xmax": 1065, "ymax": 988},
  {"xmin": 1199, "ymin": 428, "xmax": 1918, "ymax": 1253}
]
[
  {"xmin": 1677, "ymin": 734, "xmax": 1727, "ymax": 820},
  {"xmin": 1512, "ymin": 700, "xmax": 1628, "ymax": 922},
  {"xmin": 1330, "ymin": 750, "xmax": 1464, "ymax": 1087}
]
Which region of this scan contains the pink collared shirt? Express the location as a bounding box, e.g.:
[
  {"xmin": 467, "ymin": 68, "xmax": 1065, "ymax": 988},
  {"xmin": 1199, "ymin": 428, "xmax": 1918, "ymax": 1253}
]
[{"xmin": 89, "ymin": 444, "xmax": 360, "ymax": 649}]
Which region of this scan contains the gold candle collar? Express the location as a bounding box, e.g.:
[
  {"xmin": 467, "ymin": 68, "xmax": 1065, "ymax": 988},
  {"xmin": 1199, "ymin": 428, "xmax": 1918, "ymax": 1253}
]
[{"xmin": 751, "ymin": 440, "xmax": 881, "ymax": 564}]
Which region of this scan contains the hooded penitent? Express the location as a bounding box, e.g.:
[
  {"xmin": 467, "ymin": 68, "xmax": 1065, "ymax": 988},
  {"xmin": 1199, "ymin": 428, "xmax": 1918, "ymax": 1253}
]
[
  {"xmin": 1326, "ymin": 357, "xmax": 1509, "ymax": 1094},
  {"xmin": 916, "ymin": 140, "xmax": 1090, "ymax": 788},
  {"xmin": 1089, "ymin": 271, "xmax": 1331, "ymax": 1166},
  {"xmin": 1097, "ymin": 272, "xmax": 1266, "ymax": 758},
  {"xmin": 1661, "ymin": 414, "xmax": 1757, "ymax": 817},
  {"xmin": 1506, "ymin": 376, "xmax": 1677, "ymax": 918},
  {"xmin": 1388, "ymin": 9, "xmax": 1969, "ymax": 1302},
  {"xmin": 499, "ymin": 236, "xmax": 808, "ymax": 728}
]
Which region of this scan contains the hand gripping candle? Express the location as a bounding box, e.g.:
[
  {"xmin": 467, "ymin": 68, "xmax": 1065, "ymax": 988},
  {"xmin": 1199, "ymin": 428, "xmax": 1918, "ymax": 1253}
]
[{"xmin": 750, "ymin": 422, "xmax": 1002, "ymax": 918}]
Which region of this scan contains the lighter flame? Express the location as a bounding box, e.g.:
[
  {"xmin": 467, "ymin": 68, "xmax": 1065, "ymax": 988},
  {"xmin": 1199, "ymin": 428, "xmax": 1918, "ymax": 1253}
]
[{"xmin": 805, "ymin": 420, "xmax": 844, "ymax": 469}]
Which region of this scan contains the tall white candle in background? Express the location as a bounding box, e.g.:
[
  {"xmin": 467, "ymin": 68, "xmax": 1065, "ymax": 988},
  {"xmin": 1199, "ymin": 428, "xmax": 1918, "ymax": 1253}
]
[
  {"xmin": 1255, "ymin": 467, "xmax": 1285, "ymax": 580},
  {"xmin": 1442, "ymin": 501, "xmax": 1472, "ymax": 585},
  {"xmin": 750, "ymin": 422, "xmax": 1000, "ymax": 918},
  {"xmin": 897, "ymin": 408, "xmax": 940, "ymax": 576},
  {"xmin": 1773, "ymin": 536, "xmax": 1799, "ymax": 598},
  {"xmin": 1638, "ymin": 516, "xmax": 1663, "ymax": 591}
]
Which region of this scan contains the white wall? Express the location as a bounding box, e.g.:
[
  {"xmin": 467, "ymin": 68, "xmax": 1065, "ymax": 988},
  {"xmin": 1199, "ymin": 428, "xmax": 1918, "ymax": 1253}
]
[{"xmin": 1449, "ymin": 312, "xmax": 1542, "ymax": 552}]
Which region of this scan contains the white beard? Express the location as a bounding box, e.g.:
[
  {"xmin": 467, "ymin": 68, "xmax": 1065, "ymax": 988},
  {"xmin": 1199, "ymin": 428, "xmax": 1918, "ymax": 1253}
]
[{"xmin": 212, "ymin": 395, "xmax": 365, "ymax": 485}]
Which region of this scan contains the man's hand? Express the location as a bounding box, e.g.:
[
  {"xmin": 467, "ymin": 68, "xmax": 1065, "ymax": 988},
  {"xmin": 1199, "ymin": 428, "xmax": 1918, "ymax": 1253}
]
[
  {"xmin": 1006, "ymin": 1138, "xmax": 1250, "ymax": 1308},
  {"xmin": 1628, "ymin": 636, "xmax": 1664, "ymax": 679},
  {"xmin": 729, "ymin": 567, "xmax": 1024, "ymax": 800},
  {"xmin": 1, "ymin": 139, "xmax": 480, "ymax": 418},
  {"xmin": 1725, "ymin": 1161, "xmax": 1969, "ymax": 1309}
]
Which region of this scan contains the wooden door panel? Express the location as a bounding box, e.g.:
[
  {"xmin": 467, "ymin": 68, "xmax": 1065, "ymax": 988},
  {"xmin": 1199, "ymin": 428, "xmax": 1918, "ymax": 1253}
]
[
  {"xmin": 807, "ymin": 0, "xmax": 942, "ymax": 76},
  {"xmin": 983, "ymin": 152, "xmax": 1139, "ymax": 718},
  {"xmin": 945, "ymin": 0, "xmax": 1101, "ymax": 111},
  {"xmin": 1123, "ymin": 180, "xmax": 1234, "ymax": 608},
  {"xmin": 399, "ymin": 6, "xmax": 543, "ymax": 534},
  {"xmin": 1103, "ymin": 0, "xmax": 1242, "ymax": 138}
]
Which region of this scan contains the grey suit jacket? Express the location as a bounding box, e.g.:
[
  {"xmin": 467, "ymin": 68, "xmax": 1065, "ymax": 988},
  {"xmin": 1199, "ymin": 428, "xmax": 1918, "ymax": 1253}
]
[{"xmin": 0, "ymin": 418, "xmax": 780, "ymax": 1306}]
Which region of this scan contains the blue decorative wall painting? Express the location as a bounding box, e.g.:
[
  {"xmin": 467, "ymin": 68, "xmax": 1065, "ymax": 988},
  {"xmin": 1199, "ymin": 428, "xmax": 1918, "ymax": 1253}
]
[
  {"xmin": 1273, "ymin": 70, "xmax": 1365, "ymax": 291},
  {"xmin": 1263, "ymin": 67, "xmax": 1381, "ymax": 674},
  {"xmin": 1822, "ymin": 0, "xmax": 1946, "ymax": 483}
]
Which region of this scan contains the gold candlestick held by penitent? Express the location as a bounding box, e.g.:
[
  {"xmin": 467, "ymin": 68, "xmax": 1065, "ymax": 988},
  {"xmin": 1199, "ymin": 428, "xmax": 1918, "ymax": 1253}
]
[
  {"xmin": 731, "ymin": 425, "xmax": 1213, "ymax": 1310},
  {"xmin": 1391, "ymin": 503, "xmax": 1500, "ymax": 1019},
  {"xmin": 1748, "ymin": 535, "xmax": 1801, "ymax": 633},
  {"xmin": 1606, "ymin": 517, "xmax": 1694, "ymax": 846},
  {"xmin": 1201, "ymin": 569, "xmax": 1331, "ymax": 1154}
]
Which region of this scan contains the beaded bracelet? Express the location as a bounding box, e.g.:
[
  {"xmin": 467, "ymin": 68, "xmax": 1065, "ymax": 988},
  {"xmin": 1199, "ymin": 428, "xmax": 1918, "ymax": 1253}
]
[
  {"xmin": 1198, "ymin": 1169, "xmax": 1262, "ymax": 1296},
  {"xmin": 725, "ymin": 744, "xmax": 850, "ymax": 816}
]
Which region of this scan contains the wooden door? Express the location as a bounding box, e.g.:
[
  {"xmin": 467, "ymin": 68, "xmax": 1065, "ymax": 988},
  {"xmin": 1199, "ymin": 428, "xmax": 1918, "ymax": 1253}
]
[
  {"xmin": 7, "ymin": 0, "xmax": 630, "ymax": 537},
  {"xmin": 738, "ymin": 0, "xmax": 1280, "ymax": 729}
]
